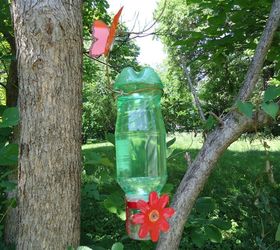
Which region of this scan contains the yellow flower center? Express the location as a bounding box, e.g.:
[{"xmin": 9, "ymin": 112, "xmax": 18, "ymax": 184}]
[{"xmin": 149, "ymin": 209, "xmax": 160, "ymax": 222}]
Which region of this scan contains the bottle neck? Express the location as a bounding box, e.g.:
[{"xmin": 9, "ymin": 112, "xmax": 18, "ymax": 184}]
[{"xmin": 125, "ymin": 193, "xmax": 149, "ymax": 202}]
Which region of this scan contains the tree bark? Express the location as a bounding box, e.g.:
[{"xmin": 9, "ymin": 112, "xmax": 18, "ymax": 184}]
[
  {"xmin": 12, "ymin": 1, "xmax": 83, "ymax": 249},
  {"xmin": 156, "ymin": 0, "xmax": 280, "ymax": 249}
]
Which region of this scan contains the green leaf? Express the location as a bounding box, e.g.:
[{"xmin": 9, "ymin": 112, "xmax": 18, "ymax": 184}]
[
  {"xmin": 84, "ymin": 152, "xmax": 101, "ymax": 165},
  {"xmin": 103, "ymin": 192, "xmax": 124, "ymax": 218},
  {"xmin": 275, "ymin": 223, "xmax": 280, "ymax": 241},
  {"xmin": 0, "ymin": 180, "xmax": 16, "ymax": 192},
  {"xmin": 237, "ymin": 101, "xmax": 254, "ymax": 118},
  {"xmin": 0, "ymin": 139, "xmax": 6, "ymax": 149},
  {"xmin": 205, "ymin": 225, "xmax": 222, "ymax": 243},
  {"xmin": 90, "ymin": 246, "xmax": 106, "ymax": 250},
  {"xmin": 264, "ymin": 86, "xmax": 280, "ymax": 102},
  {"xmin": 111, "ymin": 242, "xmax": 124, "ymax": 250},
  {"xmin": 9, "ymin": 197, "xmax": 17, "ymax": 208},
  {"xmin": 208, "ymin": 13, "xmax": 226, "ymax": 26},
  {"xmin": 189, "ymin": 31, "xmax": 204, "ymax": 39},
  {"xmin": 262, "ymin": 102, "xmax": 279, "ymax": 119},
  {"xmin": 166, "ymin": 148, "xmax": 175, "ymax": 159},
  {"xmin": 0, "ymin": 106, "xmax": 6, "ymax": 116},
  {"xmin": 0, "ymin": 143, "xmax": 18, "ymax": 166},
  {"xmin": 167, "ymin": 137, "xmax": 176, "ymax": 148},
  {"xmin": 99, "ymin": 157, "xmax": 114, "ymax": 167},
  {"xmin": 191, "ymin": 230, "xmax": 206, "ymax": 248},
  {"xmin": 117, "ymin": 210, "xmax": 126, "ymax": 221},
  {"xmin": 0, "ymin": 54, "xmax": 16, "ymax": 61},
  {"xmin": 77, "ymin": 247, "xmax": 93, "ymax": 250},
  {"xmin": 204, "ymin": 115, "xmax": 217, "ymax": 131},
  {"xmin": 173, "ymin": 40, "xmax": 188, "ymax": 46},
  {"xmin": 211, "ymin": 219, "xmax": 232, "ymax": 230},
  {"xmin": 82, "ymin": 182, "xmax": 100, "ymax": 200},
  {"xmin": 0, "ymin": 107, "xmax": 19, "ymax": 128},
  {"xmin": 0, "ymin": 128, "xmax": 12, "ymax": 137},
  {"xmin": 195, "ymin": 197, "xmax": 215, "ymax": 215}
]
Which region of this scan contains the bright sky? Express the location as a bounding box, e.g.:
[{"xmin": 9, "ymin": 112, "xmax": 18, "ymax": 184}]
[{"xmin": 108, "ymin": 0, "xmax": 166, "ymax": 68}]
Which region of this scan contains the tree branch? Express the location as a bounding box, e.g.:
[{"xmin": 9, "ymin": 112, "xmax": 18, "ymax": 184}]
[
  {"xmin": 127, "ymin": 0, "xmax": 167, "ymax": 35},
  {"xmin": 156, "ymin": 1, "xmax": 280, "ymax": 249},
  {"xmin": 83, "ymin": 51, "xmax": 120, "ymax": 73},
  {"xmin": 181, "ymin": 60, "xmax": 206, "ymax": 122},
  {"xmin": 237, "ymin": 0, "xmax": 280, "ymax": 101},
  {"xmin": 0, "ymin": 83, "xmax": 7, "ymax": 89}
]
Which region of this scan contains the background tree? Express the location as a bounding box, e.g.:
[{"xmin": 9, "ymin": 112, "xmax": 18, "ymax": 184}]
[
  {"xmin": 157, "ymin": 0, "xmax": 280, "ymax": 131},
  {"xmin": 12, "ymin": 1, "xmax": 83, "ymax": 249}
]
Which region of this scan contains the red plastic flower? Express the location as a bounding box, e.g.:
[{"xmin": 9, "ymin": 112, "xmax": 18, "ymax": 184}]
[{"xmin": 131, "ymin": 191, "xmax": 175, "ymax": 242}]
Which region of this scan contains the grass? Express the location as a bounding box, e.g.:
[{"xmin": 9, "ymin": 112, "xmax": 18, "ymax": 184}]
[{"xmin": 81, "ymin": 133, "xmax": 280, "ymax": 250}]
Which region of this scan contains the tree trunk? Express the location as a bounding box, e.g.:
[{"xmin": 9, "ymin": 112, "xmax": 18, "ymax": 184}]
[
  {"xmin": 156, "ymin": 0, "xmax": 280, "ymax": 249},
  {"xmin": 11, "ymin": 1, "xmax": 83, "ymax": 249}
]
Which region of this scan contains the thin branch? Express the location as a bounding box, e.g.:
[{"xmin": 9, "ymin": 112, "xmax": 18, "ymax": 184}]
[
  {"xmin": 181, "ymin": 59, "xmax": 206, "ymax": 122},
  {"xmin": 83, "ymin": 51, "xmax": 120, "ymax": 73},
  {"xmin": 130, "ymin": 11, "xmax": 139, "ymax": 33},
  {"xmin": 0, "ymin": 82, "xmax": 7, "ymax": 89},
  {"xmin": 207, "ymin": 111, "xmax": 224, "ymax": 126},
  {"xmin": 0, "ymin": 83, "xmax": 7, "ymax": 89},
  {"xmin": 184, "ymin": 152, "xmax": 192, "ymax": 167},
  {"xmin": 128, "ymin": 0, "xmax": 167, "ymax": 35}
]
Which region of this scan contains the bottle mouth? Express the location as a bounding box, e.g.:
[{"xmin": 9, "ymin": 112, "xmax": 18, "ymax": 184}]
[
  {"xmin": 125, "ymin": 196, "xmax": 150, "ymax": 241},
  {"xmin": 125, "ymin": 194, "xmax": 149, "ymax": 202}
]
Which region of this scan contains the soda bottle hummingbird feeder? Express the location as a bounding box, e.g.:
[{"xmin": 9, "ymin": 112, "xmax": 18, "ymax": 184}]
[
  {"xmin": 88, "ymin": 8, "xmax": 175, "ymax": 242},
  {"xmin": 114, "ymin": 67, "xmax": 175, "ymax": 242}
]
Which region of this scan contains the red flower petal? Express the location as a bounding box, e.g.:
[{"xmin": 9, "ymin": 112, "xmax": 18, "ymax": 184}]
[
  {"xmin": 149, "ymin": 191, "xmax": 159, "ymax": 207},
  {"xmin": 159, "ymin": 218, "xmax": 170, "ymax": 232},
  {"xmin": 132, "ymin": 214, "xmax": 145, "ymax": 224},
  {"xmin": 139, "ymin": 222, "xmax": 149, "ymax": 238},
  {"xmin": 158, "ymin": 194, "xmax": 169, "ymax": 209},
  {"xmin": 162, "ymin": 207, "xmax": 175, "ymax": 218},
  {"xmin": 137, "ymin": 200, "xmax": 150, "ymax": 213},
  {"xmin": 131, "ymin": 192, "xmax": 175, "ymax": 242},
  {"xmin": 150, "ymin": 225, "xmax": 160, "ymax": 242}
]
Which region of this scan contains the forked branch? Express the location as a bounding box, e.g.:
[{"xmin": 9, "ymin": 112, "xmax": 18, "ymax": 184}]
[{"xmin": 156, "ymin": 1, "xmax": 280, "ymax": 249}]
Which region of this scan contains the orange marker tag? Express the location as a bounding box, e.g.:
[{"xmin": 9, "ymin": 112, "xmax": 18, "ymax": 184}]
[{"xmin": 89, "ymin": 7, "xmax": 123, "ymax": 58}]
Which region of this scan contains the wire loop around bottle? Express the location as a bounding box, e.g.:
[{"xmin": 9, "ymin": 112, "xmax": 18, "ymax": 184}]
[{"xmin": 113, "ymin": 87, "xmax": 164, "ymax": 97}]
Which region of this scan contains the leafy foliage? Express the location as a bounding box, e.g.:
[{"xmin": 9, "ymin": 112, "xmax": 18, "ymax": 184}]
[
  {"xmin": 276, "ymin": 223, "xmax": 280, "ymax": 242},
  {"xmin": 157, "ymin": 0, "xmax": 279, "ymax": 132}
]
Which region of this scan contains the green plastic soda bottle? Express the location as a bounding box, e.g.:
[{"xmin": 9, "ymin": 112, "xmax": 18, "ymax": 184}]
[{"xmin": 114, "ymin": 67, "xmax": 167, "ymax": 239}]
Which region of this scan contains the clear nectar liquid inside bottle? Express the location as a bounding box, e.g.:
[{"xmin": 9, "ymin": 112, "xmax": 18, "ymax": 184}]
[{"xmin": 114, "ymin": 67, "xmax": 167, "ymax": 240}]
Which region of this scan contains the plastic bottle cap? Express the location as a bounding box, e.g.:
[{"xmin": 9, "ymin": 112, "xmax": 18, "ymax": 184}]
[{"xmin": 114, "ymin": 67, "xmax": 164, "ymax": 93}]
